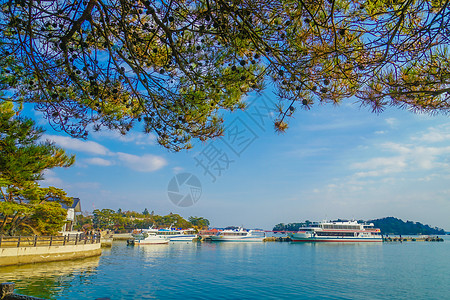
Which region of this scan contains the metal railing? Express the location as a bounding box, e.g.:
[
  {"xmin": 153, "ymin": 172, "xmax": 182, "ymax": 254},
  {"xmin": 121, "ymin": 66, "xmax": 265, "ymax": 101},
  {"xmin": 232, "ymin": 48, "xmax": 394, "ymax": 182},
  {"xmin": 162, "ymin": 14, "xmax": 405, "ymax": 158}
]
[{"xmin": 0, "ymin": 234, "xmax": 100, "ymax": 248}]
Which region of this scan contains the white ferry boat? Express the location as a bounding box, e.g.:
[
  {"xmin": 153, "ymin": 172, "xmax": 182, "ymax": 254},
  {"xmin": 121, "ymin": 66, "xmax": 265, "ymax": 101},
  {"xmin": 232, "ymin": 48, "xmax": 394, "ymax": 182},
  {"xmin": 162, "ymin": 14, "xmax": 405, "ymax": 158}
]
[
  {"xmin": 144, "ymin": 226, "xmax": 198, "ymax": 242},
  {"xmin": 134, "ymin": 233, "xmax": 169, "ymax": 245},
  {"xmin": 288, "ymin": 221, "xmax": 382, "ymax": 242},
  {"xmin": 210, "ymin": 227, "xmax": 266, "ymax": 242}
]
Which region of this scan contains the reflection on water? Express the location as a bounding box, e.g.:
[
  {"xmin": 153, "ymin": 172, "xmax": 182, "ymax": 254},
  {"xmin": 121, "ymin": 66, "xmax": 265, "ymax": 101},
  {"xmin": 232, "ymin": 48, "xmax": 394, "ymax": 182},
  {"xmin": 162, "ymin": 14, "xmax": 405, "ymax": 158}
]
[
  {"xmin": 135, "ymin": 243, "xmax": 170, "ymax": 264},
  {"xmin": 292, "ymin": 240, "xmax": 384, "ymax": 255},
  {"xmin": 0, "ymin": 256, "xmax": 100, "ymax": 299}
]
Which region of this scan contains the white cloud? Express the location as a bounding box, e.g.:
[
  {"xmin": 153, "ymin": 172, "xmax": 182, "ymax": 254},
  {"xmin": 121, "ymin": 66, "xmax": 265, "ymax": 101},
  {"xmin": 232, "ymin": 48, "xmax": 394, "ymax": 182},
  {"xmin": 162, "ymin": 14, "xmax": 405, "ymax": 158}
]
[
  {"xmin": 40, "ymin": 169, "xmax": 63, "ymax": 186},
  {"xmin": 409, "ymin": 146, "xmax": 450, "ymax": 170},
  {"xmin": 172, "ymin": 167, "xmax": 184, "ymax": 174},
  {"xmin": 385, "ymin": 118, "xmax": 397, "ymax": 126},
  {"xmin": 352, "ymin": 156, "xmax": 406, "ymax": 170},
  {"xmin": 116, "ymin": 152, "xmax": 167, "ymax": 172},
  {"xmin": 351, "ymin": 154, "xmax": 408, "ymax": 178},
  {"xmin": 84, "ymin": 157, "xmax": 114, "ymax": 166},
  {"xmin": 72, "ymin": 182, "xmax": 101, "ymax": 189},
  {"xmin": 351, "ymin": 141, "xmax": 450, "ymax": 178},
  {"xmin": 412, "ymin": 123, "xmax": 450, "ymax": 143},
  {"xmin": 91, "ymin": 129, "xmax": 157, "ymax": 145},
  {"xmin": 134, "ymin": 133, "xmax": 158, "ymax": 145},
  {"xmin": 382, "ymin": 142, "xmax": 411, "ymax": 155},
  {"xmin": 43, "ymin": 134, "xmax": 109, "ymax": 155},
  {"xmin": 41, "ymin": 134, "xmax": 167, "ymax": 172}
]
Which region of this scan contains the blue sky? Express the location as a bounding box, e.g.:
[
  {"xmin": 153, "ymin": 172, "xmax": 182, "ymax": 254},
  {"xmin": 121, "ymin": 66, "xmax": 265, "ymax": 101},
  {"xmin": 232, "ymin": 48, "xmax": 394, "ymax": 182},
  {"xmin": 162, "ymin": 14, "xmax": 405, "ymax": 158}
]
[{"xmin": 33, "ymin": 92, "xmax": 450, "ymax": 231}]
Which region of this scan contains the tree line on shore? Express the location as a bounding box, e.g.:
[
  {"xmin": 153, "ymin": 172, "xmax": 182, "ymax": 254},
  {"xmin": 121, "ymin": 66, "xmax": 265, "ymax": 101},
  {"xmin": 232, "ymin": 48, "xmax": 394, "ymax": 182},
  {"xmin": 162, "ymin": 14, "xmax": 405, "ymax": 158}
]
[
  {"xmin": 77, "ymin": 208, "xmax": 210, "ymax": 232},
  {"xmin": 273, "ymin": 217, "xmax": 446, "ymax": 235}
]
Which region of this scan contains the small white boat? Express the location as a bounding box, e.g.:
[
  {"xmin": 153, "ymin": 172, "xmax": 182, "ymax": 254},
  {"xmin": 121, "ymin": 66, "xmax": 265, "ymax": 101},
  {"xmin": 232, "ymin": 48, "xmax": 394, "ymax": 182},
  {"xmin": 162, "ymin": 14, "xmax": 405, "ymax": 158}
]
[
  {"xmin": 134, "ymin": 233, "xmax": 169, "ymax": 245},
  {"xmin": 210, "ymin": 227, "xmax": 265, "ymax": 242},
  {"xmin": 143, "ymin": 225, "xmax": 198, "ymax": 242}
]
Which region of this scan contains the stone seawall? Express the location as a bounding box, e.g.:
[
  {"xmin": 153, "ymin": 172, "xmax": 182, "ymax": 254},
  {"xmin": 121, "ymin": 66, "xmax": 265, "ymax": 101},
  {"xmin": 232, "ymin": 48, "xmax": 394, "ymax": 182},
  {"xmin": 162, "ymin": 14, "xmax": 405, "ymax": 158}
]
[{"xmin": 0, "ymin": 243, "xmax": 101, "ymax": 266}]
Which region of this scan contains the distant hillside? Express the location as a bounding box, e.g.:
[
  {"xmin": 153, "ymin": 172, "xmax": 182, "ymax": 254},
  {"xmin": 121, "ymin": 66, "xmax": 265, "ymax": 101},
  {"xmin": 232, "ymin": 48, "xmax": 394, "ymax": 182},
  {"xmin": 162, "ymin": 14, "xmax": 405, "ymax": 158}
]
[
  {"xmin": 273, "ymin": 217, "xmax": 446, "ymax": 235},
  {"xmin": 368, "ymin": 217, "xmax": 446, "ymax": 235}
]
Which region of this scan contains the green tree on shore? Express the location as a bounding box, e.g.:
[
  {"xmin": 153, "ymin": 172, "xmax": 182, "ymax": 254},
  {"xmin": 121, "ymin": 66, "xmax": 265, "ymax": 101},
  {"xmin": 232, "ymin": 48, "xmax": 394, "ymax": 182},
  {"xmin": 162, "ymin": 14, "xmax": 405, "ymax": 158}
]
[
  {"xmin": 273, "ymin": 222, "xmax": 308, "ymax": 231},
  {"xmin": 0, "ymin": 101, "xmax": 75, "ymax": 235},
  {"xmin": 87, "ymin": 208, "xmax": 206, "ymax": 231},
  {"xmin": 2, "ymin": 0, "xmax": 450, "ymax": 151},
  {"xmin": 92, "ymin": 209, "xmax": 117, "ymax": 229},
  {"xmin": 188, "ymin": 216, "xmax": 210, "ymax": 230}
]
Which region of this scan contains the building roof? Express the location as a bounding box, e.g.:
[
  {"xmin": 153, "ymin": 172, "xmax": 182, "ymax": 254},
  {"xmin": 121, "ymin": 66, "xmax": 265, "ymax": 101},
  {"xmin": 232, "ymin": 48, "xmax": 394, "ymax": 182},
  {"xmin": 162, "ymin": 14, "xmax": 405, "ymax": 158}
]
[
  {"xmin": 1, "ymin": 196, "xmax": 81, "ymax": 213},
  {"xmin": 71, "ymin": 198, "xmax": 81, "ymax": 212},
  {"xmin": 47, "ymin": 197, "xmax": 82, "ymax": 212}
]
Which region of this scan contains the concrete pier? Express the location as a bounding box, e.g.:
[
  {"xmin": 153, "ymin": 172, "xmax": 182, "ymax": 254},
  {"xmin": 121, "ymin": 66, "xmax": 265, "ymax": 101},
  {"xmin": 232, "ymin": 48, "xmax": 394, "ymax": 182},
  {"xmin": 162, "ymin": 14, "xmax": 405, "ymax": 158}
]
[
  {"xmin": 100, "ymin": 238, "xmax": 113, "ymax": 247},
  {"xmin": 0, "ymin": 235, "xmax": 101, "ymax": 266},
  {"xmin": 112, "ymin": 233, "xmax": 132, "ymax": 240},
  {"xmin": 0, "ymin": 243, "xmax": 101, "ymax": 266}
]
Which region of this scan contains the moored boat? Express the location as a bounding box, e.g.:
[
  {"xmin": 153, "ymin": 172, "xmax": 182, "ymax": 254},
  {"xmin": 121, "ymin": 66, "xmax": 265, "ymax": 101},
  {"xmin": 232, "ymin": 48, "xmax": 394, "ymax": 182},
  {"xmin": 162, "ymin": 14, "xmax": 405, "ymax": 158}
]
[
  {"xmin": 134, "ymin": 233, "xmax": 169, "ymax": 245},
  {"xmin": 143, "ymin": 225, "xmax": 198, "ymax": 242},
  {"xmin": 210, "ymin": 227, "xmax": 265, "ymax": 242},
  {"xmin": 288, "ymin": 220, "xmax": 382, "ymax": 242},
  {"xmin": 198, "ymin": 228, "xmax": 222, "ymax": 241}
]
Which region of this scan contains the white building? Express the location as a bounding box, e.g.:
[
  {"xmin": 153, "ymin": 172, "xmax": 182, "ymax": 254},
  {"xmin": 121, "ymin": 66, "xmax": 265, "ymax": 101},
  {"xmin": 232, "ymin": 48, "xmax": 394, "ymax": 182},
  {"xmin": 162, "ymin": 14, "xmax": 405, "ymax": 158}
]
[{"xmin": 62, "ymin": 198, "xmax": 81, "ymax": 232}]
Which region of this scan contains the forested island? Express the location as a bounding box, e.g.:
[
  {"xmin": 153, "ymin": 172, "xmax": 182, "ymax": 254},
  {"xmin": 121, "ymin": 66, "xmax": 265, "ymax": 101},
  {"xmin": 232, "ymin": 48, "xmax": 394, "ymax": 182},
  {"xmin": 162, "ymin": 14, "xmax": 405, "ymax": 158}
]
[
  {"xmin": 273, "ymin": 217, "xmax": 446, "ymax": 235},
  {"xmin": 368, "ymin": 217, "xmax": 446, "ymax": 236}
]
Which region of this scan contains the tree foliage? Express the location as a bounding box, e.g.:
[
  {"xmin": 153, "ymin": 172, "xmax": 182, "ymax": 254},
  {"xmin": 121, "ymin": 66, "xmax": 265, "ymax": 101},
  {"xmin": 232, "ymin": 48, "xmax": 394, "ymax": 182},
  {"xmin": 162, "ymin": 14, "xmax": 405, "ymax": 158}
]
[
  {"xmin": 188, "ymin": 216, "xmax": 210, "ymax": 229},
  {"xmin": 90, "ymin": 208, "xmax": 207, "ymax": 231},
  {"xmin": 92, "ymin": 208, "xmax": 116, "ymax": 229},
  {"xmin": 2, "ymin": 0, "xmax": 449, "ymax": 150},
  {"xmin": 29, "ymin": 202, "xmax": 69, "ymax": 236},
  {"xmin": 0, "ymin": 101, "xmax": 75, "ymax": 235},
  {"xmin": 273, "ymin": 221, "xmax": 312, "ymax": 231}
]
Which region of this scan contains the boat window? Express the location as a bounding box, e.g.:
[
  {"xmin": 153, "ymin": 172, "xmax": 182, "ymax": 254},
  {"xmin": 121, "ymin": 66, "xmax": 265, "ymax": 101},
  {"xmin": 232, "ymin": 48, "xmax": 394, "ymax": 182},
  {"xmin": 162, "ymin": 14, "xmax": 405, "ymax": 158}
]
[{"xmin": 316, "ymin": 232, "xmax": 355, "ymax": 237}]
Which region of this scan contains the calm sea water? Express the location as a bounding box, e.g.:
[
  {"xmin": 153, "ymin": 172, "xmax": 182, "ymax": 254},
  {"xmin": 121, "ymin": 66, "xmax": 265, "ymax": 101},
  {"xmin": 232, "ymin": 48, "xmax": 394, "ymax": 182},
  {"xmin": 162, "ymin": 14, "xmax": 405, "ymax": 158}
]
[{"xmin": 1, "ymin": 237, "xmax": 449, "ymax": 299}]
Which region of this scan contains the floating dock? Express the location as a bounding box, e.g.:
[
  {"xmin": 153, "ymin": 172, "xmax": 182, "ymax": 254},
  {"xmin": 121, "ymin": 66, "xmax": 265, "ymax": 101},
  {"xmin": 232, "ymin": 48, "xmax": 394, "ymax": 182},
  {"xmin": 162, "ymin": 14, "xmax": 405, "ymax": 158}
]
[
  {"xmin": 263, "ymin": 237, "xmax": 292, "ymax": 242},
  {"xmin": 383, "ymin": 236, "xmax": 444, "ymax": 242}
]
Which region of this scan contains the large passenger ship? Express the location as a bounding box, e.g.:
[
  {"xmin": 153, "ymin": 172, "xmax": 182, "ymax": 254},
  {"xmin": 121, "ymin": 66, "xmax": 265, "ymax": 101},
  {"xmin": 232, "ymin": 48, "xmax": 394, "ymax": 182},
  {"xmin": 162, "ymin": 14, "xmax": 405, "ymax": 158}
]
[{"xmin": 288, "ymin": 221, "xmax": 382, "ymax": 242}]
